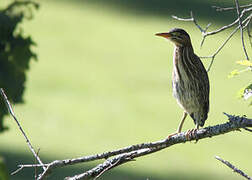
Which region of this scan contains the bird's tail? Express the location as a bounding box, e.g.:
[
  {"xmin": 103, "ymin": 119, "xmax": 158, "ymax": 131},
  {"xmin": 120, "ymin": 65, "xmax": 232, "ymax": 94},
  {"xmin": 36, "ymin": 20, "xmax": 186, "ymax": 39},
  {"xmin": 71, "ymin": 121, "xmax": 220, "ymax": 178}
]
[{"xmin": 190, "ymin": 112, "xmax": 208, "ymax": 127}]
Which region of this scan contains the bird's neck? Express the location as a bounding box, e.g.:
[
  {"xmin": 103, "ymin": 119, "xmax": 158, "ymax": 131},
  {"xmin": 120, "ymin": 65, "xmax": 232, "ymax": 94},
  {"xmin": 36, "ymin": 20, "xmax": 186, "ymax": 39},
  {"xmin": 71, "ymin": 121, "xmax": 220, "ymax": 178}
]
[
  {"xmin": 173, "ymin": 44, "xmax": 194, "ymax": 65},
  {"xmin": 176, "ymin": 43, "xmax": 193, "ymax": 52}
]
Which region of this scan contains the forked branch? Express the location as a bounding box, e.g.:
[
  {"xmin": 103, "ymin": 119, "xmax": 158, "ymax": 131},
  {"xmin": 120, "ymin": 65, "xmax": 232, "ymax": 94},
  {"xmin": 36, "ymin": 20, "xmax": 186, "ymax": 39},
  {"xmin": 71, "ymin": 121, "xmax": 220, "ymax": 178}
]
[
  {"xmin": 0, "ymin": 88, "xmax": 46, "ymax": 172},
  {"xmin": 172, "ymin": 1, "xmax": 252, "ymax": 71}
]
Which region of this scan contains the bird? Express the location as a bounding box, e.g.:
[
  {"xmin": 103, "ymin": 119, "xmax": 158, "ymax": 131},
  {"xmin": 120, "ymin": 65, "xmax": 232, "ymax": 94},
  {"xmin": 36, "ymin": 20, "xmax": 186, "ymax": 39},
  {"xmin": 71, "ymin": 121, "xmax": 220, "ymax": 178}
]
[{"xmin": 155, "ymin": 28, "xmax": 209, "ymax": 138}]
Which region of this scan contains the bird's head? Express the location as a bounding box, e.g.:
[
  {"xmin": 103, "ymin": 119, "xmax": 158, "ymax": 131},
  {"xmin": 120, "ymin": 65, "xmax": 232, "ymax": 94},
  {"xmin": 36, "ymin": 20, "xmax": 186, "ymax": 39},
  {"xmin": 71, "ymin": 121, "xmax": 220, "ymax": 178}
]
[{"xmin": 155, "ymin": 28, "xmax": 191, "ymax": 47}]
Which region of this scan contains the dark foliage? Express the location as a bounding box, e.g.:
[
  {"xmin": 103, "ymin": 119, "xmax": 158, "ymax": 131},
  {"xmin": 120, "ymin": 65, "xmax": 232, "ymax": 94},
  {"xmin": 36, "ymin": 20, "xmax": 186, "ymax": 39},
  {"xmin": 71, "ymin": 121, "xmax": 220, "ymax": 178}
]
[{"xmin": 0, "ymin": 1, "xmax": 39, "ymax": 132}]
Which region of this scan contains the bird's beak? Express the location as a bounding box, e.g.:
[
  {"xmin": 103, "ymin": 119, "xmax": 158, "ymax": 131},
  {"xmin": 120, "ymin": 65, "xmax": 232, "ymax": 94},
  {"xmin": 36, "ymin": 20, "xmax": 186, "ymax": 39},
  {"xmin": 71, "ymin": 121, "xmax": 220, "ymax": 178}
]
[{"xmin": 155, "ymin": 32, "xmax": 172, "ymax": 39}]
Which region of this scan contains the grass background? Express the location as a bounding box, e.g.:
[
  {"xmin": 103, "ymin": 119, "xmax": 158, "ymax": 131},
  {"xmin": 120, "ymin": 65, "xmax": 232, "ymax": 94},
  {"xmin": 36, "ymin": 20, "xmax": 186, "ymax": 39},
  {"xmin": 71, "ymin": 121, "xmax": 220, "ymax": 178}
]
[{"xmin": 0, "ymin": 0, "xmax": 252, "ymax": 179}]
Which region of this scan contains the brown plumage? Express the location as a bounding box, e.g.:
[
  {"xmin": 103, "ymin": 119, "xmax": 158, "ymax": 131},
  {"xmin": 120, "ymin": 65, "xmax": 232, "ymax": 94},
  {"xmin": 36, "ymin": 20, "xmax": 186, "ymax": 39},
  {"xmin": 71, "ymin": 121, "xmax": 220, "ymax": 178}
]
[{"xmin": 156, "ymin": 28, "xmax": 209, "ymax": 133}]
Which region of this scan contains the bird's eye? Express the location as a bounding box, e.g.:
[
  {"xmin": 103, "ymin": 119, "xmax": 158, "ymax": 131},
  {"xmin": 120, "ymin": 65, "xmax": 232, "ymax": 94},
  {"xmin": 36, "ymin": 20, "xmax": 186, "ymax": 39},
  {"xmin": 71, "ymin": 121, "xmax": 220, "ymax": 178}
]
[
  {"xmin": 171, "ymin": 32, "xmax": 182, "ymax": 39},
  {"xmin": 172, "ymin": 32, "xmax": 179, "ymax": 36},
  {"xmin": 173, "ymin": 34, "xmax": 183, "ymax": 41}
]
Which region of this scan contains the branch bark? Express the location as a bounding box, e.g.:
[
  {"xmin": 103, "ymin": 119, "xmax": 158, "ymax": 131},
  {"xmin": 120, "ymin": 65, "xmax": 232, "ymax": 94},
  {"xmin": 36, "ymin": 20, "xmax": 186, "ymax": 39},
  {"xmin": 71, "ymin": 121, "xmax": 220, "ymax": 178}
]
[{"xmin": 215, "ymin": 156, "xmax": 252, "ymax": 180}]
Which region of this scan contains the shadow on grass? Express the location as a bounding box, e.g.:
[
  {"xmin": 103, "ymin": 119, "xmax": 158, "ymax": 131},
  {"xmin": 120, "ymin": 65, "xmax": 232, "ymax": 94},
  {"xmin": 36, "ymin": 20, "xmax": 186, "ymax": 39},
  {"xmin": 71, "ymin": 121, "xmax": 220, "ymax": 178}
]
[
  {"xmin": 1, "ymin": 149, "xmax": 223, "ymax": 180},
  {"xmin": 60, "ymin": 0, "xmax": 251, "ymax": 24}
]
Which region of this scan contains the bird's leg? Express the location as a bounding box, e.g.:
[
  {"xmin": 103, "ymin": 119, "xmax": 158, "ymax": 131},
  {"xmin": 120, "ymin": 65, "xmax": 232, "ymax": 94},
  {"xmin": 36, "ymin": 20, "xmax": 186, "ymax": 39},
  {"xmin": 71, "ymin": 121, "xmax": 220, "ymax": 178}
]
[
  {"xmin": 177, "ymin": 112, "xmax": 187, "ymax": 133},
  {"xmin": 167, "ymin": 112, "xmax": 187, "ymax": 139}
]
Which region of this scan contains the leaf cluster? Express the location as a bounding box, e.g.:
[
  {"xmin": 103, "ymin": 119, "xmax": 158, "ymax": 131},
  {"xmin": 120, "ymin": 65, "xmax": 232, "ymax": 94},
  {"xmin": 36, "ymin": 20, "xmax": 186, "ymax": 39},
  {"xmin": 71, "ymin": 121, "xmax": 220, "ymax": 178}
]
[
  {"xmin": 229, "ymin": 60, "xmax": 252, "ymax": 106},
  {"xmin": 0, "ymin": 1, "xmax": 39, "ymax": 132}
]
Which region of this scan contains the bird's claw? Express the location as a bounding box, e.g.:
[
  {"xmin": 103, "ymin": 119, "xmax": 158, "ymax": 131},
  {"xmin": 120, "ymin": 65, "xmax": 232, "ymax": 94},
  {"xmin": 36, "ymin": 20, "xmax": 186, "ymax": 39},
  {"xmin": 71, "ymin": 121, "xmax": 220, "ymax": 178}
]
[{"xmin": 185, "ymin": 128, "xmax": 199, "ymax": 142}]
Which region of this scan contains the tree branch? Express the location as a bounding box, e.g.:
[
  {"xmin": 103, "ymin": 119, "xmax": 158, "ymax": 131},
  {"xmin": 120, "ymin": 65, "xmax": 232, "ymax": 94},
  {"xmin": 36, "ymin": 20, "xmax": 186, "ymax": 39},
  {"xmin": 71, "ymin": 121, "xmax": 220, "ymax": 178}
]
[
  {"xmin": 235, "ymin": 0, "xmax": 250, "ymax": 60},
  {"xmin": 215, "ymin": 156, "xmax": 252, "ymax": 180},
  {"xmin": 0, "ymin": 88, "xmax": 46, "ymax": 172},
  {"xmin": 172, "ymin": 11, "xmax": 212, "ymax": 38},
  {"xmin": 172, "ymin": 3, "xmax": 252, "ymax": 71},
  {"xmin": 248, "ymin": 21, "xmax": 252, "ymax": 48},
  {"xmin": 212, "ymin": 4, "xmax": 252, "ymax": 12},
  {"xmin": 14, "ymin": 112, "xmax": 252, "ymax": 180},
  {"xmin": 1, "ymin": 87, "xmax": 251, "ymax": 179},
  {"xmin": 203, "ymin": 7, "xmax": 252, "ymax": 37}
]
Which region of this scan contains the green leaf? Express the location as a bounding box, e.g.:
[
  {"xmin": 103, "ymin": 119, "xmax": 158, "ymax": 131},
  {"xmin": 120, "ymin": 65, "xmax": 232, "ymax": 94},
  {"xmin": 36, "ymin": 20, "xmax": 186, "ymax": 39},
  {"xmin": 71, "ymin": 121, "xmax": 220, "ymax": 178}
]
[
  {"xmin": 237, "ymin": 87, "xmax": 246, "ymax": 99},
  {"xmin": 0, "ymin": 1, "xmax": 38, "ymax": 133},
  {"xmin": 228, "ymin": 69, "xmax": 240, "ymax": 78},
  {"xmin": 237, "ymin": 84, "xmax": 252, "ymax": 100},
  {"xmin": 0, "ymin": 157, "xmax": 9, "ymax": 180},
  {"xmin": 236, "ymin": 60, "xmax": 252, "ymax": 67},
  {"xmin": 243, "ymin": 84, "xmax": 252, "ymax": 100}
]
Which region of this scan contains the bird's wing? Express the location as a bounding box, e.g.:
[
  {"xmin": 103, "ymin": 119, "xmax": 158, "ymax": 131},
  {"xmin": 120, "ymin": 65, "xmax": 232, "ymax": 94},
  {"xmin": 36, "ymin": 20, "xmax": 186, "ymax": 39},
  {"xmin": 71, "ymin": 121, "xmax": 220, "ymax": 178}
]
[{"xmin": 193, "ymin": 54, "xmax": 210, "ymax": 112}]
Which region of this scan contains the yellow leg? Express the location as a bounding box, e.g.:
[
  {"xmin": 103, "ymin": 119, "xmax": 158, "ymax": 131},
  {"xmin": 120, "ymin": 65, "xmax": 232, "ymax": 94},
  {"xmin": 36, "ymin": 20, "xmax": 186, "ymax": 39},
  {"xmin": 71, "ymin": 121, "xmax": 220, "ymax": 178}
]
[
  {"xmin": 177, "ymin": 112, "xmax": 187, "ymax": 133},
  {"xmin": 167, "ymin": 112, "xmax": 187, "ymax": 139}
]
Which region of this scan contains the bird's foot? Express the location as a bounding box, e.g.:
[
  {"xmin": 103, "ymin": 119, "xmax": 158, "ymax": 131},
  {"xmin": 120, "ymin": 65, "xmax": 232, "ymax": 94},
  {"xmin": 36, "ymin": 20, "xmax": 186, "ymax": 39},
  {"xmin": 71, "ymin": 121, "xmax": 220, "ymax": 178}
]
[{"xmin": 185, "ymin": 128, "xmax": 199, "ymax": 143}]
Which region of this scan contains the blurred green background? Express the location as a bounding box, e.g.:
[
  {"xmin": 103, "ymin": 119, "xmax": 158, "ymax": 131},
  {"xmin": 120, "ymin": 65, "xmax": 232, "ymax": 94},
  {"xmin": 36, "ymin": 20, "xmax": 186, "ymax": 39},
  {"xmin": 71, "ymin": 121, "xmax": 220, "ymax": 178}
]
[{"xmin": 0, "ymin": 0, "xmax": 251, "ymax": 179}]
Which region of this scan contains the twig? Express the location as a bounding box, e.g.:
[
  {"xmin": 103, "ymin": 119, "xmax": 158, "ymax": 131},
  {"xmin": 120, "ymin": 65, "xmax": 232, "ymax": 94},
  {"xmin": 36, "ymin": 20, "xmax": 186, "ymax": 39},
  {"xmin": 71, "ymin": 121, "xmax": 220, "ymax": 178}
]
[
  {"xmin": 93, "ymin": 157, "xmax": 131, "ymax": 180},
  {"xmin": 212, "ymin": 4, "xmax": 252, "ymax": 12},
  {"xmin": 0, "ymin": 88, "xmax": 46, "ymax": 172},
  {"xmin": 202, "ymin": 15, "xmax": 251, "ymax": 71},
  {"xmin": 223, "ymin": 113, "xmax": 252, "ymax": 132},
  {"xmin": 16, "ymin": 113, "xmax": 252, "ymax": 180},
  {"xmin": 201, "ymin": 26, "xmax": 239, "ymax": 72},
  {"xmin": 172, "ymin": 7, "xmax": 252, "ymax": 72},
  {"xmin": 172, "ymin": 11, "xmax": 210, "ymax": 35},
  {"xmin": 243, "ymin": 127, "xmax": 252, "ymax": 132},
  {"xmin": 11, "ymin": 166, "xmax": 24, "ymax": 176},
  {"xmin": 172, "ymin": 7, "xmax": 252, "ymax": 46},
  {"xmin": 215, "ymin": 156, "xmax": 252, "ymax": 180},
  {"xmin": 211, "ymin": 14, "xmax": 251, "ymax": 71},
  {"xmin": 248, "ymin": 20, "xmax": 252, "ymax": 48},
  {"xmin": 65, "ymin": 148, "xmax": 160, "ymax": 180},
  {"xmin": 37, "ymin": 166, "xmax": 51, "ymax": 180},
  {"xmin": 203, "ymin": 7, "xmax": 252, "ymax": 37},
  {"xmin": 172, "ymin": 11, "xmax": 212, "ymax": 48},
  {"xmin": 235, "ymin": 0, "xmax": 250, "ymax": 60},
  {"xmin": 34, "ymin": 148, "xmax": 41, "ymax": 179}
]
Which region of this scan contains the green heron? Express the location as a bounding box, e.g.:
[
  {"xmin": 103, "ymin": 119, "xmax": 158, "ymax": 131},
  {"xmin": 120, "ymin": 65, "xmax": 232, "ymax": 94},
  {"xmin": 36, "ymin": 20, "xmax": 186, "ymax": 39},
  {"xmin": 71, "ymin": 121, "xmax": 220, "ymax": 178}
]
[{"xmin": 156, "ymin": 28, "xmax": 209, "ymax": 137}]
